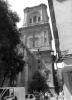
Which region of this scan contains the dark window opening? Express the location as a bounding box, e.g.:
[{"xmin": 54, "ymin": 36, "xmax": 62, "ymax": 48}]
[
  {"xmin": 29, "ymin": 18, "xmax": 32, "ymax": 23},
  {"xmin": 38, "ymin": 17, "xmax": 40, "ymax": 22},
  {"xmin": 38, "ymin": 66, "xmax": 41, "ymax": 69},
  {"xmin": 44, "ymin": 31, "xmax": 47, "ymax": 43},
  {"xmin": 25, "ymin": 95, "xmax": 28, "ymax": 98},
  {"xmin": 30, "ymin": 95, "xmax": 33, "ymax": 98},
  {"xmin": 33, "ymin": 16, "xmax": 36, "ymax": 23}
]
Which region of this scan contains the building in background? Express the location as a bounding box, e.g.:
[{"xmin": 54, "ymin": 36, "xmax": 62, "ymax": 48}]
[
  {"xmin": 20, "ymin": 3, "xmax": 54, "ymax": 92},
  {"xmin": 48, "ymin": 0, "xmax": 72, "ymax": 93},
  {"xmin": 49, "ymin": 0, "xmax": 72, "ymax": 70},
  {"xmin": 16, "ymin": 46, "xmax": 40, "ymax": 93},
  {"xmin": 52, "ymin": 0, "xmax": 72, "ymax": 52}
]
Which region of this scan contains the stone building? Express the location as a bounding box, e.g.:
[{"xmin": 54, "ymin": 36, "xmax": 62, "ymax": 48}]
[
  {"xmin": 16, "ymin": 47, "xmax": 39, "ymax": 90},
  {"xmin": 20, "ymin": 4, "xmax": 54, "ymax": 91},
  {"xmin": 2, "ymin": 46, "xmax": 39, "ymax": 88}
]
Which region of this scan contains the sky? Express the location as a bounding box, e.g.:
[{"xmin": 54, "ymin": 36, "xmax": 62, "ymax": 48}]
[{"xmin": 7, "ymin": 0, "xmax": 48, "ymax": 28}]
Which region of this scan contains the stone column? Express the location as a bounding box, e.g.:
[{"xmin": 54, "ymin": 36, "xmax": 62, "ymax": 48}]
[{"xmin": 24, "ymin": 63, "xmax": 28, "ymax": 94}]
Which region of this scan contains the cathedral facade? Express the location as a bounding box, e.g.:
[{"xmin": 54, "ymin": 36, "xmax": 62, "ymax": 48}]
[{"xmin": 20, "ymin": 4, "xmax": 54, "ymax": 91}]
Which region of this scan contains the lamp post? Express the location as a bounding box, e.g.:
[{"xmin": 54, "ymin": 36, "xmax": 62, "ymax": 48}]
[{"xmin": 47, "ymin": 0, "xmax": 60, "ymax": 53}]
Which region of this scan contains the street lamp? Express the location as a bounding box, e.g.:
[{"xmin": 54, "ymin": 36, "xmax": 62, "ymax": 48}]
[{"xmin": 47, "ymin": 0, "xmax": 60, "ymax": 53}]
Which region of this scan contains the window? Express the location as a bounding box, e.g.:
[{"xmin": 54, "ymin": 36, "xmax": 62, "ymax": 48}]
[
  {"xmin": 29, "ymin": 18, "xmax": 32, "ymax": 23},
  {"xmin": 30, "ymin": 95, "xmax": 33, "ymax": 99},
  {"xmin": 27, "ymin": 36, "xmax": 33, "ymax": 48},
  {"xmin": 44, "ymin": 31, "xmax": 47, "ymax": 43},
  {"xmin": 38, "ymin": 16, "xmax": 40, "ymax": 22},
  {"xmin": 33, "ymin": 16, "xmax": 36, "ymax": 23},
  {"xmin": 25, "ymin": 95, "xmax": 28, "ymax": 98}
]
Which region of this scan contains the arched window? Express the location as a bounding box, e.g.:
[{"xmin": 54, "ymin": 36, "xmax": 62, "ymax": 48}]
[
  {"xmin": 29, "ymin": 18, "xmax": 32, "ymax": 23},
  {"xmin": 33, "ymin": 16, "xmax": 36, "ymax": 23},
  {"xmin": 44, "ymin": 31, "xmax": 47, "ymax": 43},
  {"xmin": 38, "ymin": 16, "xmax": 40, "ymax": 22}
]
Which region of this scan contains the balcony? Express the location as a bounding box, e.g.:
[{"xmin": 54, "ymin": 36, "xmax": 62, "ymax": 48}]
[{"xmin": 23, "ymin": 20, "xmax": 49, "ymax": 27}]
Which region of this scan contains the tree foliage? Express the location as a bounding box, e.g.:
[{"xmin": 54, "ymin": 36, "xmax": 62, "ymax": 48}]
[
  {"xmin": 0, "ymin": 0, "xmax": 24, "ymax": 86},
  {"xmin": 28, "ymin": 71, "xmax": 49, "ymax": 93}
]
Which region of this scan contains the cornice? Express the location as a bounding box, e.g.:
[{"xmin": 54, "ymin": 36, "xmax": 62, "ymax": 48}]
[{"xmin": 19, "ymin": 23, "xmax": 50, "ymax": 31}]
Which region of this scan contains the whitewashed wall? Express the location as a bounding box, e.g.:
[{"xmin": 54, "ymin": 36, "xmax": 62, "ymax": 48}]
[{"xmin": 53, "ymin": 0, "xmax": 72, "ymax": 51}]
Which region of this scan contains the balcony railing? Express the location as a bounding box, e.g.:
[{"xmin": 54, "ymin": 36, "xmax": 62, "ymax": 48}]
[{"xmin": 23, "ymin": 20, "xmax": 49, "ymax": 27}]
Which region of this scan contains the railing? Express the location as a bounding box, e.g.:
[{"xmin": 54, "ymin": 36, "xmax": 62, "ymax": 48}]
[
  {"xmin": 0, "ymin": 88, "xmax": 14, "ymax": 100},
  {"xmin": 23, "ymin": 20, "xmax": 49, "ymax": 27},
  {"xmin": 0, "ymin": 89, "xmax": 7, "ymax": 100}
]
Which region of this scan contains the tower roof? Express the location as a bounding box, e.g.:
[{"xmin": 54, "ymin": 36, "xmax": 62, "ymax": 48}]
[
  {"xmin": 24, "ymin": 3, "xmax": 47, "ymax": 12},
  {"xmin": 23, "ymin": 3, "xmax": 49, "ymax": 27}
]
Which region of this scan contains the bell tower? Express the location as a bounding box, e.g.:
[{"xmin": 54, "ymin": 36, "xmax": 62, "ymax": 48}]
[
  {"xmin": 20, "ymin": 3, "xmax": 54, "ymax": 92},
  {"xmin": 23, "ymin": 4, "xmax": 49, "ymax": 27}
]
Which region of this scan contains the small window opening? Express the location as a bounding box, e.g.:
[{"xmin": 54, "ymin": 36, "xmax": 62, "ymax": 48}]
[
  {"xmin": 38, "ymin": 17, "xmax": 40, "ymax": 22},
  {"xmin": 25, "ymin": 95, "xmax": 28, "ymax": 98},
  {"xmin": 33, "ymin": 16, "xmax": 36, "ymax": 23},
  {"xmin": 29, "ymin": 18, "xmax": 32, "ymax": 23},
  {"xmin": 44, "ymin": 31, "xmax": 47, "ymax": 43},
  {"xmin": 30, "ymin": 95, "xmax": 33, "ymax": 99}
]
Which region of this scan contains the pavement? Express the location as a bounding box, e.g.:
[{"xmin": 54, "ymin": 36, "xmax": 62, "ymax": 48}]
[
  {"xmin": 50, "ymin": 97, "xmax": 57, "ymax": 100},
  {"xmin": 50, "ymin": 96, "xmax": 64, "ymax": 100}
]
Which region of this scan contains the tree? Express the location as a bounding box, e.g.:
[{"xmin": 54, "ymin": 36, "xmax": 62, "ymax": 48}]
[
  {"xmin": 0, "ymin": 0, "xmax": 24, "ymax": 86},
  {"xmin": 28, "ymin": 71, "xmax": 49, "ymax": 93}
]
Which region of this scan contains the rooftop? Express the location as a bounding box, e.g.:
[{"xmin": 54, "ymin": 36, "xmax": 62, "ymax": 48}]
[{"xmin": 24, "ymin": 3, "xmax": 47, "ymax": 12}]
